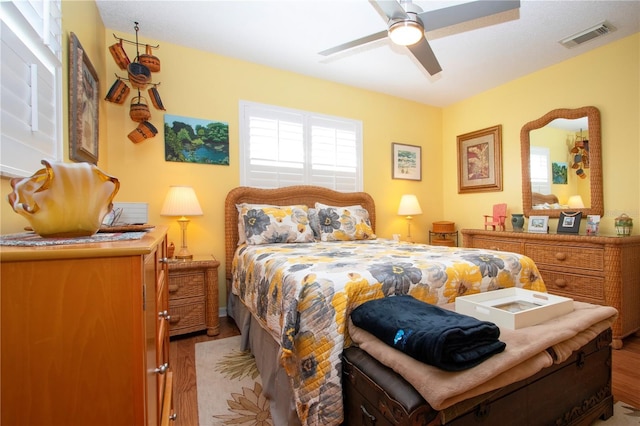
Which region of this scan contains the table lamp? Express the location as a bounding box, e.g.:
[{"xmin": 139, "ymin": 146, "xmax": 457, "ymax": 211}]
[
  {"xmin": 397, "ymin": 194, "xmax": 422, "ymax": 242},
  {"xmin": 160, "ymin": 185, "xmax": 203, "ymax": 259},
  {"xmin": 567, "ymin": 195, "xmax": 585, "ymax": 209}
]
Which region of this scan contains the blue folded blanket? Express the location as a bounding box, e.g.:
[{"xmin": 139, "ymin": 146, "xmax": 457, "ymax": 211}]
[{"xmin": 350, "ymin": 295, "xmax": 506, "ymax": 371}]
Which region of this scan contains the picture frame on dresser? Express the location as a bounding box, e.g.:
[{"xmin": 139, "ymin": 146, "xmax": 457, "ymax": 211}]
[
  {"xmin": 527, "ymin": 215, "xmax": 549, "ymax": 233},
  {"xmin": 557, "ymin": 211, "xmax": 582, "ymax": 234}
]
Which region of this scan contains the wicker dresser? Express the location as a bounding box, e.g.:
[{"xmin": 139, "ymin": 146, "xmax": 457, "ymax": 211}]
[
  {"xmin": 167, "ymin": 256, "xmax": 220, "ymax": 337},
  {"xmin": 462, "ymin": 229, "xmax": 640, "ymax": 349}
]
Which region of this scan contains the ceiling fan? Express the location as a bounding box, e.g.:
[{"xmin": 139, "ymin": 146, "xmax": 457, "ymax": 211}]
[{"xmin": 319, "ymin": 0, "xmax": 521, "ymax": 76}]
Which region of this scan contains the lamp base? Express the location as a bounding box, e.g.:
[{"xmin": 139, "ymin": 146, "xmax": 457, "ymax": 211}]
[{"xmin": 175, "ymin": 247, "xmax": 193, "ymax": 260}]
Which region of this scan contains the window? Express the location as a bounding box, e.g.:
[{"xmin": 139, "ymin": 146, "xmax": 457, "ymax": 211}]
[
  {"xmin": 1, "ymin": 0, "xmax": 62, "ymax": 177},
  {"xmin": 239, "ymin": 101, "xmax": 363, "ymax": 191},
  {"xmin": 530, "ymin": 146, "xmax": 551, "ymax": 194}
]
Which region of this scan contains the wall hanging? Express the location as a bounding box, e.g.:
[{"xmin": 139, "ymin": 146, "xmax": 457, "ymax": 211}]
[{"xmin": 105, "ymin": 22, "xmax": 165, "ymax": 144}]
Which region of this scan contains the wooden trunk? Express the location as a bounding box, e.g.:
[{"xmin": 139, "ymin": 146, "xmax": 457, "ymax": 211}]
[{"xmin": 343, "ymin": 329, "xmax": 613, "ymax": 425}]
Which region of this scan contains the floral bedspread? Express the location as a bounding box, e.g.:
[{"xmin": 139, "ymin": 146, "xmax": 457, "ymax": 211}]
[{"xmin": 231, "ymin": 239, "xmax": 546, "ymax": 426}]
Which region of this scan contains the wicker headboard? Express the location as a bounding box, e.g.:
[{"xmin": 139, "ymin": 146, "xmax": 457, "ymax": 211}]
[{"xmin": 224, "ymin": 185, "xmax": 376, "ymax": 289}]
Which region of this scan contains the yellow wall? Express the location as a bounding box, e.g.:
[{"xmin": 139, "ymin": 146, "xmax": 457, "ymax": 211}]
[
  {"xmin": 442, "ymin": 33, "xmax": 639, "ymax": 235},
  {"xmin": 2, "ymin": 1, "xmax": 638, "ymax": 309}
]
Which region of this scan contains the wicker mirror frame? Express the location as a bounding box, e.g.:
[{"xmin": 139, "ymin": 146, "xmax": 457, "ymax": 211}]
[{"xmin": 521, "ymin": 106, "xmax": 603, "ymax": 219}]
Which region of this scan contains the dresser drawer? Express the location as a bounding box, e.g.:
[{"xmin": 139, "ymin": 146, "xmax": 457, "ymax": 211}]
[
  {"xmin": 467, "ymin": 237, "xmax": 523, "ymax": 254},
  {"xmin": 169, "ymin": 298, "xmax": 206, "ymax": 336},
  {"xmin": 168, "ymin": 270, "xmax": 205, "ymax": 299},
  {"xmin": 540, "ymin": 269, "xmax": 605, "ymax": 302},
  {"xmin": 525, "ymin": 243, "xmax": 604, "ymax": 271}
]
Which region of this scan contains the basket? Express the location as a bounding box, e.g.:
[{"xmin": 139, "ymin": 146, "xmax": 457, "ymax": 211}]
[
  {"xmin": 129, "ymin": 96, "xmax": 151, "ymax": 122},
  {"xmin": 127, "ymin": 62, "xmax": 151, "ymax": 89},
  {"xmin": 433, "ymin": 221, "xmax": 455, "ymax": 233},
  {"xmin": 105, "ymin": 78, "xmax": 130, "ymax": 104},
  {"xmin": 127, "ymin": 121, "xmax": 158, "ymax": 144},
  {"xmin": 108, "ymin": 40, "xmax": 130, "ymax": 70},
  {"xmin": 138, "ymin": 45, "xmax": 160, "ymax": 72},
  {"xmin": 148, "ymin": 86, "xmax": 166, "ymax": 110}
]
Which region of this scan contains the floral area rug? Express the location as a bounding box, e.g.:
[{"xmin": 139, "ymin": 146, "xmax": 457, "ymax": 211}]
[{"xmin": 196, "ymin": 335, "xmax": 272, "ymax": 426}]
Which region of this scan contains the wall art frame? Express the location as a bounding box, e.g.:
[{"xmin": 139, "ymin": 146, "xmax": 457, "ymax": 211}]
[
  {"xmin": 557, "ymin": 211, "xmax": 582, "ymax": 234},
  {"xmin": 392, "ymin": 142, "xmax": 421, "ymax": 181},
  {"xmin": 528, "ymin": 215, "xmax": 549, "ymax": 233},
  {"xmin": 457, "ymin": 125, "xmax": 502, "ymax": 193},
  {"xmin": 69, "ymin": 32, "xmax": 99, "ymax": 164}
]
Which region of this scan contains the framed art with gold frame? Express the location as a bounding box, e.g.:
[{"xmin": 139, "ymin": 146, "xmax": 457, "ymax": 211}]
[
  {"xmin": 69, "ymin": 32, "xmax": 99, "ymax": 164},
  {"xmin": 457, "ymin": 125, "xmax": 502, "ymax": 193}
]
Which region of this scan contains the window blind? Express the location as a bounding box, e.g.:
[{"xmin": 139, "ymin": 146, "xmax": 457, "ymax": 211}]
[
  {"xmin": 239, "ymin": 101, "xmax": 362, "ymax": 191},
  {"xmin": 1, "ymin": 0, "xmax": 62, "ymax": 178}
]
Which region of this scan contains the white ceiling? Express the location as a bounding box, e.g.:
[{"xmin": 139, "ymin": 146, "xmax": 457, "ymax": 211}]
[{"xmin": 95, "ymin": 0, "xmax": 640, "ymax": 107}]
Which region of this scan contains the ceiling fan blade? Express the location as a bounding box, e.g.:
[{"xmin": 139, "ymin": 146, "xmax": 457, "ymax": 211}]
[
  {"xmin": 371, "ymin": 0, "xmax": 409, "ymax": 20},
  {"xmin": 318, "ymin": 30, "xmax": 388, "ymax": 56},
  {"xmin": 418, "ymin": 0, "xmax": 520, "ymax": 32},
  {"xmin": 407, "ymin": 38, "xmax": 442, "ymax": 76}
]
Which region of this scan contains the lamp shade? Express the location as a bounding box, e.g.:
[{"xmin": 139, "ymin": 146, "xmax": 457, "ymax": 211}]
[
  {"xmin": 567, "ymin": 195, "xmax": 585, "ymax": 209},
  {"xmin": 397, "ymin": 194, "xmax": 423, "ymax": 216},
  {"xmin": 160, "ymin": 186, "xmax": 203, "ymax": 217}
]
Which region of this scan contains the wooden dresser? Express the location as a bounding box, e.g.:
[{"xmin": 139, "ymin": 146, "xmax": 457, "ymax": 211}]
[
  {"xmin": 0, "ymin": 226, "xmax": 174, "ymax": 425},
  {"xmin": 462, "ymin": 229, "xmax": 640, "ymax": 349}
]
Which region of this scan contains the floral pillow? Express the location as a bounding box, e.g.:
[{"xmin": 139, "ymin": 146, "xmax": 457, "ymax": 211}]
[
  {"xmin": 236, "ymin": 203, "xmax": 315, "ymax": 245},
  {"xmin": 314, "ymin": 202, "xmax": 376, "ymax": 241}
]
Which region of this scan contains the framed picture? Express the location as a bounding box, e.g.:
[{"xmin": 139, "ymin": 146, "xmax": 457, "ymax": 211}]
[
  {"xmin": 528, "ymin": 215, "xmax": 549, "ymax": 233},
  {"xmin": 457, "ymin": 125, "xmax": 502, "ymax": 193},
  {"xmin": 552, "ymin": 162, "xmax": 568, "ymax": 184},
  {"xmin": 69, "ymin": 32, "xmax": 99, "ymax": 164},
  {"xmin": 392, "ymin": 143, "xmax": 421, "ymax": 181},
  {"xmin": 557, "ymin": 211, "xmax": 583, "ymax": 234},
  {"xmin": 164, "ymin": 114, "xmax": 230, "ymax": 165},
  {"xmin": 586, "ymin": 214, "xmax": 600, "ymax": 236}
]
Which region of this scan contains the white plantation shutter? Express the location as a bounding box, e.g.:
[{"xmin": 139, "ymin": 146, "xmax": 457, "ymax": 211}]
[
  {"xmin": 530, "ymin": 146, "xmax": 551, "ymax": 194},
  {"xmin": 240, "ymin": 101, "xmax": 362, "ymax": 191},
  {"xmin": 1, "ymin": 0, "xmax": 62, "ymax": 177}
]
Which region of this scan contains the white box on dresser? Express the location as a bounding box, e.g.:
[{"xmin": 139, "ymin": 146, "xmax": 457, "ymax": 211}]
[{"xmin": 462, "ymin": 228, "xmax": 640, "ymax": 349}]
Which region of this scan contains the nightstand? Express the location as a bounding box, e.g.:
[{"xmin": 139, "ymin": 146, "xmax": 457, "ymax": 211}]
[{"xmin": 167, "ymin": 255, "xmax": 220, "ymax": 337}]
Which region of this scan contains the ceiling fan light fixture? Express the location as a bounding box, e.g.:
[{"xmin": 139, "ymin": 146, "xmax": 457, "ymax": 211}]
[{"xmin": 388, "ymin": 20, "xmax": 423, "ymax": 46}]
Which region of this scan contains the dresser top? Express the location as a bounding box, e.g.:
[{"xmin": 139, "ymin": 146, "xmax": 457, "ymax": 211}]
[
  {"xmin": 461, "ymin": 228, "xmax": 640, "ymax": 245},
  {"xmin": 0, "ymin": 226, "xmax": 168, "ymax": 262}
]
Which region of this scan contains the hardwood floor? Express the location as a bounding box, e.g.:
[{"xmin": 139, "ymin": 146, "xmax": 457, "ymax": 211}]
[{"xmin": 169, "ymin": 318, "xmax": 640, "ymax": 425}]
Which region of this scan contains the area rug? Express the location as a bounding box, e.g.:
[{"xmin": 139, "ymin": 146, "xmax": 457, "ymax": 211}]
[
  {"xmin": 196, "ymin": 335, "xmax": 272, "ymax": 425},
  {"xmin": 197, "ymin": 336, "xmax": 639, "ymax": 426}
]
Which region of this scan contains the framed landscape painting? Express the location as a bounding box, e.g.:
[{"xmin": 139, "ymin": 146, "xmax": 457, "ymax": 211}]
[
  {"xmin": 392, "ymin": 143, "xmax": 421, "ymax": 181},
  {"xmin": 164, "ymin": 114, "xmax": 229, "ymax": 165}
]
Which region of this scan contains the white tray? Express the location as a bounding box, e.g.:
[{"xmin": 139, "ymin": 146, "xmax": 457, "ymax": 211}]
[{"xmin": 455, "ymin": 288, "xmax": 574, "ymax": 329}]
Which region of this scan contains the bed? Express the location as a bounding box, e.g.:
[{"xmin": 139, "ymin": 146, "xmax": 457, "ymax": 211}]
[{"xmin": 223, "ymin": 185, "xmax": 614, "ymax": 426}]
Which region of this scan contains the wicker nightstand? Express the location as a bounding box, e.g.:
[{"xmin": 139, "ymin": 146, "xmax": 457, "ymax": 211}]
[{"xmin": 167, "ymin": 255, "xmax": 220, "ymax": 337}]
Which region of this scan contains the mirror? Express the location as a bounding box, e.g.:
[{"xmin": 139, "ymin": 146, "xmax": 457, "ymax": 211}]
[{"xmin": 521, "ymin": 106, "xmax": 603, "ymax": 218}]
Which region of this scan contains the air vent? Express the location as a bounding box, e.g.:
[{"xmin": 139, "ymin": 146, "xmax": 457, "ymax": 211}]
[{"xmin": 560, "ymin": 21, "xmax": 615, "ymax": 48}]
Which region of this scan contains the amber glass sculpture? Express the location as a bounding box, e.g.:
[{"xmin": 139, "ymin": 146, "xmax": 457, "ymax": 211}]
[{"xmin": 8, "ymin": 160, "xmax": 120, "ymax": 237}]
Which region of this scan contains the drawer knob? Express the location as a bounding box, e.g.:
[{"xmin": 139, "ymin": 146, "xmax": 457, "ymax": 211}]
[
  {"xmin": 169, "ymin": 413, "xmax": 177, "ymax": 421},
  {"xmin": 155, "ymin": 363, "xmax": 169, "ymax": 374},
  {"xmin": 169, "ymin": 314, "xmax": 180, "ymax": 324},
  {"xmin": 489, "ymin": 246, "xmax": 500, "ymax": 251},
  {"xmin": 555, "ymin": 252, "xmax": 567, "ymax": 261},
  {"xmin": 555, "ymin": 278, "xmax": 568, "ymax": 288},
  {"xmin": 168, "ymin": 284, "xmax": 179, "ymax": 293}
]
